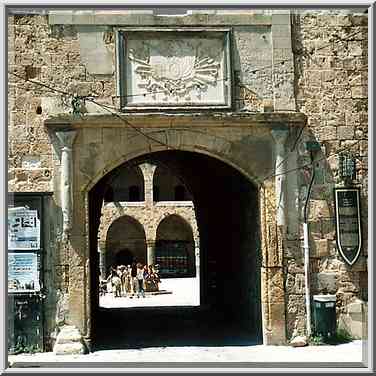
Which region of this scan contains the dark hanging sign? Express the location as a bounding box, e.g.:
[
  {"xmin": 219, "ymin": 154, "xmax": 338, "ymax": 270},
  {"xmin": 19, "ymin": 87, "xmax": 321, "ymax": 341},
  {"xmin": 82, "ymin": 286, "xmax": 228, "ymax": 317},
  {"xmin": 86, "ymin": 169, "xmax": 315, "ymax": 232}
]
[{"xmin": 334, "ymin": 188, "xmax": 362, "ymax": 266}]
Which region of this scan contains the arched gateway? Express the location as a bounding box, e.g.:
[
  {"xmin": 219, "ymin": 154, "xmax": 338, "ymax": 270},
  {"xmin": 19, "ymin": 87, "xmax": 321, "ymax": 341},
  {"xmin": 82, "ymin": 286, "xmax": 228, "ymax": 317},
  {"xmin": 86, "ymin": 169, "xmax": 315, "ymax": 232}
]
[{"xmin": 46, "ymin": 111, "xmax": 306, "ymax": 349}]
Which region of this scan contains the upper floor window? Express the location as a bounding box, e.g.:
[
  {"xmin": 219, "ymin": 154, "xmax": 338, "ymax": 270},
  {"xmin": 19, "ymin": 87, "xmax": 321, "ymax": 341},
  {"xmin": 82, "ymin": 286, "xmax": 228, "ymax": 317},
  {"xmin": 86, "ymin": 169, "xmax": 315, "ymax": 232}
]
[
  {"xmin": 104, "ymin": 187, "xmax": 114, "ymax": 202},
  {"xmin": 153, "ymin": 165, "xmax": 192, "ymax": 202},
  {"xmin": 129, "ymin": 185, "xmax": 141, "ymax": 202},
  {"xmin": 174, "ymin": 185, "xmax": 186, "ymax": 201},
  {"xmin": 104, "ymin": 165, "xmax": 145, "ymax": 202},
  {"xmin": 153, "ymin": 186, "xmax": 160, "ymax": 202}
]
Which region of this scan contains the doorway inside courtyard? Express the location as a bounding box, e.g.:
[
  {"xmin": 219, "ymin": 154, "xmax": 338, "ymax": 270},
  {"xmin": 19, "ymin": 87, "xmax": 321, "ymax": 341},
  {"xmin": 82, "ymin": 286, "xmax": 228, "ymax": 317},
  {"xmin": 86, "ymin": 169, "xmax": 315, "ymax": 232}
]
[{"xmin": 89, "ymin": 150, "xmax": 262, "ymax": 350}]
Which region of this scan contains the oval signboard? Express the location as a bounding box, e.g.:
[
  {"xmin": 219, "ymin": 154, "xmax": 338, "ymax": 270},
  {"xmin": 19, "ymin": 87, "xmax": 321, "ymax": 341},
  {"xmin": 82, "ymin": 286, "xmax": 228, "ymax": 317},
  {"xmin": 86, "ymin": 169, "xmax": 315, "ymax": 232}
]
[{"xmin": 334, "ymin": 188, "xmax": 362, "ymax": 266}]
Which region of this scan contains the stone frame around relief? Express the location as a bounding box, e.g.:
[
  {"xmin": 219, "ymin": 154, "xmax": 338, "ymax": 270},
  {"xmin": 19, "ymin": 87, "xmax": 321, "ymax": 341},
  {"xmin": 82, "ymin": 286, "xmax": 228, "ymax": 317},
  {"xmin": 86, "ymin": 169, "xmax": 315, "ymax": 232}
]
[{"xmin": 116, "ymin": 27, "xmax": 233, "ymax": 110}]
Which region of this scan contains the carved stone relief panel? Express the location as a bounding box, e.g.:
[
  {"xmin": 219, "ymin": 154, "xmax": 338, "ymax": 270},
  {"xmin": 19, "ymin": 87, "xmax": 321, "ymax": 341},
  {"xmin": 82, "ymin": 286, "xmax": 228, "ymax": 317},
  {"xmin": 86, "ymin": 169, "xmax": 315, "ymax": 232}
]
[{"xmin": 118, "ymin": 29, "xmax": 232, "ymax": 109}]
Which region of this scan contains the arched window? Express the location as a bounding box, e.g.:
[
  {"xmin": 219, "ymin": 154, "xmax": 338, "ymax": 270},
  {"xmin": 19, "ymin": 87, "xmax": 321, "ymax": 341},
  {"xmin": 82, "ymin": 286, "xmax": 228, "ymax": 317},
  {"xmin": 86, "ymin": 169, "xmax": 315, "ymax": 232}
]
[
  {"xmin": 153, "ymin": 165, "xmax": 192, "ymax": 201},
  {"xmin": 107, "ymin": 165, "xmax": 145, "ymax": 202},
  {"xmin": 104, "ymin": 187, "xmax": 114, "ymax": 202},
  {"xmin": 153, "ymin": 185, "xmax": 160, "ymax": 201},
  {"xmin": 174, "ymin": 185, "xmax": 186, "ymax": 201},
  {"xmin": 129, "ymin": 185, "xmax": 140, "ymax": 202}
]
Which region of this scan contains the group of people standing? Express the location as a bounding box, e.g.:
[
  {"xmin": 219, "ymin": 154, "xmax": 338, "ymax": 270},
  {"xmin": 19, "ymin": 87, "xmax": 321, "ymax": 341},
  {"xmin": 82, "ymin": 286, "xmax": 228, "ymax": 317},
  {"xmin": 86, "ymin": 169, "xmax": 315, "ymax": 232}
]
[{"xmin": 100, "ymin": 262, "xmax": 161, "ymax": 298}]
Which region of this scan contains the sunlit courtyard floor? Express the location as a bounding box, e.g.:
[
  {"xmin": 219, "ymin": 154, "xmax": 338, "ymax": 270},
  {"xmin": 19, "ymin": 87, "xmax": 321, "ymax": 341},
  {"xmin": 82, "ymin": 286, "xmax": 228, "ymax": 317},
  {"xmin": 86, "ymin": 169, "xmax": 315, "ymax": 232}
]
[{"xmin": 99, "ymin": 277, "xmax": 200, "ymax": 308}]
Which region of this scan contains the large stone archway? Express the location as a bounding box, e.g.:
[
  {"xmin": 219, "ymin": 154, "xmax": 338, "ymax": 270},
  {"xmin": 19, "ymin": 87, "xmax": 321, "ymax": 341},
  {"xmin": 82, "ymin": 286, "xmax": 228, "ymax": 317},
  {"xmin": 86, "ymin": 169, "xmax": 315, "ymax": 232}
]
[{"xmin": 46, "ymin": 112, "xmax": 305, "ymax": 347}]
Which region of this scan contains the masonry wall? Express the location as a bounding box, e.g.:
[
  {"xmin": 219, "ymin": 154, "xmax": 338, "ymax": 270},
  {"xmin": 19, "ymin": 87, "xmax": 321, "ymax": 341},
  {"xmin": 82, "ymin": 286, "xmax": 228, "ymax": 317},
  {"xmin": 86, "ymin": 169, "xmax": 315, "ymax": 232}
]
[
  {"xmin": 7, "ymin": 9, "xmax": 368, "ymax": 346},
  {"xmin": 8, "ymin": 11, "xmax": 295, "ymax": 190},
  {"xmin": 286, "ymin": 10, "xmax": 368, "ymax": 338}
]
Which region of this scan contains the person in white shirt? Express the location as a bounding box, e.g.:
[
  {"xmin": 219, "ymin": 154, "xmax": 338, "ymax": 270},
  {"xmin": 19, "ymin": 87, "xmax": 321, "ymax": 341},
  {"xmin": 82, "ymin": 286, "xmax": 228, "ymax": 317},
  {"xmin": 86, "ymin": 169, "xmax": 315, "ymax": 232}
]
[{"xmin": 136, "ymin": 263, "xmax": 145, "ymax": 298}]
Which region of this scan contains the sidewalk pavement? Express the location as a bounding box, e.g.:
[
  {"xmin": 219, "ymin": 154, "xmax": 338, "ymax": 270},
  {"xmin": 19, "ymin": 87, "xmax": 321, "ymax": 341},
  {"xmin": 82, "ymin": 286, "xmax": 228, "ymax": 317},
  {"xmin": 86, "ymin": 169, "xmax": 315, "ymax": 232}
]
[{"xmin": 8, "ymin": 340, "xmax": 367, "ymax": 368}]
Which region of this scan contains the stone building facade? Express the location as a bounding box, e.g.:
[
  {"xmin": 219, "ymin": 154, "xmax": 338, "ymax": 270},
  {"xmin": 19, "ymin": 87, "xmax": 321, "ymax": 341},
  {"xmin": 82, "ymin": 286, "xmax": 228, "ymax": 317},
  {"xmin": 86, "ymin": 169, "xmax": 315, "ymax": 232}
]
[{"xmin": 7, "ymin": 8, "xmax": 368, "ymax": 352}]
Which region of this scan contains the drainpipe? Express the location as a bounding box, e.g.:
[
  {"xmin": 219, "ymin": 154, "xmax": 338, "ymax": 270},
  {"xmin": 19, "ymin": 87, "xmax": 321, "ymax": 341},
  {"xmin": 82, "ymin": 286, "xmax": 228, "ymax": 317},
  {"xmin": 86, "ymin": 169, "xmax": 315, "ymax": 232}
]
[{"xmin": 303, "ymin": 150, "xmax": 316, "ymax": 338}]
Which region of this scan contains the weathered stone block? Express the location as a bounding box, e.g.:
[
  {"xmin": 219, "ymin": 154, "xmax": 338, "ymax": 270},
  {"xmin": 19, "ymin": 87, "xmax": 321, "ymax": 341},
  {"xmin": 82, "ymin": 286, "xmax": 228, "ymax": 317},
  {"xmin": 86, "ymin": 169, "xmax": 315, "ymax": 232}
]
[
  {"xmin": 336, "ymin": 14, "xmax": 352, "ymax": 26},
  {"xmin": 49, "ymin": 11, "xmax": 74, "ymax": 25},
  {"xmin": 285, "ymin": 242, "xmax": 303, "ymax": 259},
  {"xmin": 305, "ymin": 71, "xmax": 321, "ymax": 87},
  {"xmin": 55, "ymin": 327, "xmax": 82, "ymax": 344},
  {"xmin": 312, "ymin": 239, "xmax": 329, "ymax": 258},
  {"xmin": 317, "ymin": 272, "xmax": 338, "ymax": 293},
  {"xmin": 290, "ymin": 335, "xmax": 308, "ymax": 347},
  {"xmin": 321, "ymin": 219, "xmax": 335, "ymax": 240},
  {"xmin": 351, "ymin": 86, "xmax": 367, "ymax": 99},
  {"xmin": 322, "ymin": 70, "xmax": 335, "ymax": 82},
  {"xmin": 54, "ymin": 342, "xmax": 85, "ymax": 355},
  {"xmin": 309, "ymin": 199, "xmax": 331, "ymax": 220},
  {"xmin": 271, "ymin": 13, "xmax": 290, "ymax": 25},
  {"xmin": 351, "ymin": 15, "xmax": 368, "ymax": 26},
  {"xmin": 53, "ymin": 325, "xmax": 86, "ymax": 355},
  {"xmin": 286, "ymin": 294, "xmax": 305, "ymax": 316},
  {"xmin": 337, "ymin": 126, "xmax": 354, "ymax": 140},
  {"xmin": 350, "ymin": 256, "xmax": 367, "ymax": 272},
  {"xmin": 315, "ymin": 126, "xmax": 337, "ymax": 141},
  {"xmin": 262, "ymin": 268, "xmax": 285, "ymax": 303},
  {"xmin": 338, "ymin": 299, "xmax": 367, "ymax": 339},
  {"xmin": 348, "ymin": 41, "xmax": 363, "ymax": 56},
  {"xmin": 272, "ymin": 37, "xmax": 292, "ymax": 50}
]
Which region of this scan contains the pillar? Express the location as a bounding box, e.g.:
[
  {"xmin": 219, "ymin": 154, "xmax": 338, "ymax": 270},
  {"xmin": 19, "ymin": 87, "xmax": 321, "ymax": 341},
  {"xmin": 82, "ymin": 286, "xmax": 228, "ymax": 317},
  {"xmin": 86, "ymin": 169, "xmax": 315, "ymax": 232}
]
[
  {"xmin": 271, "ymin": 129, "xmax": 289, "ymax": 228},
  {"xmin": 53, "ymin": 129, "xmax": 86, "ymax": 355},
  {"xmin": 147, "ymin": 240, "xmax": 156, "ymax": 266},
  {"xmin": 98, "ymin": 245, "xmax": 106, "ymax": 280},
  {"xmin": 56, "ymin": 130, "xmax": 77, "ymax": 241},
  {"xmin": 138, "ymin": 163, "xmax": 157, "ymax": 207}
]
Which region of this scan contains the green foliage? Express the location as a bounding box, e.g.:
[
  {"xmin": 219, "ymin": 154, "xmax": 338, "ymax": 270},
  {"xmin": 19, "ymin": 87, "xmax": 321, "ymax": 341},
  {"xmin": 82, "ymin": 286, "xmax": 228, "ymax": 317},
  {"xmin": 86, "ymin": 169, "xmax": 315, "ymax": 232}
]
[
  {"xmin": 309, "ymin": 334, "xmax": 325, "ymax": 346},
  {"xmin": 309, "ymin": 328, "xmax": 353, "ymax": 346},
  {"xmin": 326, "ymin": 328, "xmax": 353, "ymax": 345},
  {"xmin": 11, "ymin": 340, "xmax": 39, "ymax": 355}
]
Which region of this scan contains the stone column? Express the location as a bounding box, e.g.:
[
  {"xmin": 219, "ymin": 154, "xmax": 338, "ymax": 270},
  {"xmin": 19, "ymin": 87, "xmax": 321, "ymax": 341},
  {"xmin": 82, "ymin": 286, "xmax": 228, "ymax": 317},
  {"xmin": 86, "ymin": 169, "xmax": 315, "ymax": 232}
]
[
  {"xmin": 271, "ymin": 129, "xmax": 289, "ymax": 228},
  {"xmin": 53, "ymin": 130, "xmax": 86, "ymax": 355},
  {"xmin": 56, "ymin": 130, "xmax": 77, "ymax": 241},
  {"xmin": 98, "ymin": 245, "xmax": 106, "ymax": 280},
  {"xmin": 147, "ymin": 240, "xmax": 156, "ymax": 266},
  {"xmin": 194, "ymin": 238, "xmax": 200, "ymax": 305},
  {"xmin": 138, "ymin": 163, "xmax": 157, "ymax": 207}
]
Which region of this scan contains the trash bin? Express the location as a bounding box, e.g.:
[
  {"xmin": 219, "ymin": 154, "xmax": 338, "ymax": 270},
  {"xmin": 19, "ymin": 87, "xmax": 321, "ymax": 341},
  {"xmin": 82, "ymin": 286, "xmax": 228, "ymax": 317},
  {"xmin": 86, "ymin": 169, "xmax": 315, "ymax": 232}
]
[{"xmin": 313, "ymin": 294, "xmax": 337, "ymax": 340}]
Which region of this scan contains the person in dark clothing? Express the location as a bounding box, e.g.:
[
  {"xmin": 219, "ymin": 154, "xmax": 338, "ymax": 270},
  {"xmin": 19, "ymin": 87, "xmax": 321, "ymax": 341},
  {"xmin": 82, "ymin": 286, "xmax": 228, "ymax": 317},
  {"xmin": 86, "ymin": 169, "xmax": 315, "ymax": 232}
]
[{"xmin": 130, "ymin": 262, "xmax": 137, "ymax": 297}]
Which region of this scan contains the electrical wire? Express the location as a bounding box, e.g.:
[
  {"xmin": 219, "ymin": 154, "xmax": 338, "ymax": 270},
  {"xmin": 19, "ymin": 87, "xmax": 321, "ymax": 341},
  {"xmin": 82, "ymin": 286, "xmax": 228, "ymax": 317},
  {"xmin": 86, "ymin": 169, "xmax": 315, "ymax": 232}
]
[
  {"xmin": 10, "ymin": 71, "xmax": 367, "ymax": 184},
  {"xmin": 261, "ymin": 120, "xmax": 308, "ymax": 183},
  {"xmin": 9, "ymin": 27, "xmax": 366, "ymax": 101},
  {"xmin": 8, "ymin": 22, "xmax": 368, "ymax": 183},
  {"xmin": 265, "ymin": 138, "xmax": 364, "ymax": 181}
]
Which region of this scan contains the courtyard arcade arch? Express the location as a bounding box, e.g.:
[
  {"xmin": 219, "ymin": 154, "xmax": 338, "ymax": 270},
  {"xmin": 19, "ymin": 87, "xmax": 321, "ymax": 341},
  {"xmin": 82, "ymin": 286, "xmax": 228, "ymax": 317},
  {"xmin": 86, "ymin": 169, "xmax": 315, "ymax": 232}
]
[
  {"xmin": 155, "ymin": 214, "xmax": 196, "ymax": 277},
  {"xmin": 105, "ymin": 215, "xmax": 147, "ymax": 273}
]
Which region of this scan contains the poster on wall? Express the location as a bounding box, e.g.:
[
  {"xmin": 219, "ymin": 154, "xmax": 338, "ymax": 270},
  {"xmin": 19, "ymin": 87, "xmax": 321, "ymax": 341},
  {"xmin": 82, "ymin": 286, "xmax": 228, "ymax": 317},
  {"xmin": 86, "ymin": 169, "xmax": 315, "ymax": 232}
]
[
  {"xmin": 8, "ymin": 207, "xmax": 40, "ymax": 250},
  {"xmin": 8, "ymin": 252, "xmax": 40, "ymax": 292},
  {"xmin": 334, "ymin": 188, "xmax": 362, "ymax": 266}
]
